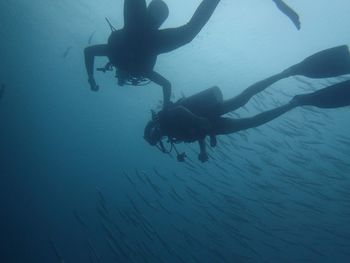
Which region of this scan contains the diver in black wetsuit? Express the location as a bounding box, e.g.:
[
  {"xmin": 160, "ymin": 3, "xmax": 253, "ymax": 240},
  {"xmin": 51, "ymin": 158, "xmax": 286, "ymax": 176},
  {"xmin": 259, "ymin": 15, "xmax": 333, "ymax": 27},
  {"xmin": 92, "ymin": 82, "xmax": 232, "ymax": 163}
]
[
  {"xmin": 84, "ymin": 0, "xmax": 220, "ymax": 107},
  {"xmin": 144, "ymin": 45, "xmax": 350, "ymax": 162}
]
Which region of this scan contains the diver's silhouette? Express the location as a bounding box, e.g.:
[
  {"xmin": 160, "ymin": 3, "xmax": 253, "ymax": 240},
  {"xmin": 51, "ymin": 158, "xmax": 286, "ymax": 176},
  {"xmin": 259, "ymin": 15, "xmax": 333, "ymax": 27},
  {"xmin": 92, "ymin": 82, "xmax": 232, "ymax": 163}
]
[
  {"xmin": 144, "ymin": 45, "xmax": 350, "ymax": 162},
  {"xmin": 84, "ymin": 0, "xmax": 220, "ymax": 107}
]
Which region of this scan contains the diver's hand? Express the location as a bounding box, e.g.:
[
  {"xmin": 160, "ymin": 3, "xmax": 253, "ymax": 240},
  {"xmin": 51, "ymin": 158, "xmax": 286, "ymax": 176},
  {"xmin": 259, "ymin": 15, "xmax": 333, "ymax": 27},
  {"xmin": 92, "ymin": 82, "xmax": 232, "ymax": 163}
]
[
  {"xmin": 177, "ymin": 152, "xmax": 187, "ymax": 162},
  {"xmin": 88, "ymin": 77, "xmax": 99, "ymax": 92},
  {"xmin": 198, "ymin": 152, "xmax": 209, "ymax": 163}
]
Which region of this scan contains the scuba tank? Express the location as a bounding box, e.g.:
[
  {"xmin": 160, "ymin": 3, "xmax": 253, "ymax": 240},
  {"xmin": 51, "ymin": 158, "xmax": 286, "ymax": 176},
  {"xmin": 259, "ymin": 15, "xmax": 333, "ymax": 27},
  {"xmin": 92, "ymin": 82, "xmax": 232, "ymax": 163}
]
[
  {"xmin": 153, "ymin": 86, "xmax": 223, "ymax": 162},
  {"xmin": 175, "ymin": 86, "xmax": 223, "ymax": 119},
  {"xmin": 289, "ymin": 45, "xmax": 350, "ymax": 78},
  {"xmin": 101, "ymin": 18, "xmax": 151, "ymax": 86}
]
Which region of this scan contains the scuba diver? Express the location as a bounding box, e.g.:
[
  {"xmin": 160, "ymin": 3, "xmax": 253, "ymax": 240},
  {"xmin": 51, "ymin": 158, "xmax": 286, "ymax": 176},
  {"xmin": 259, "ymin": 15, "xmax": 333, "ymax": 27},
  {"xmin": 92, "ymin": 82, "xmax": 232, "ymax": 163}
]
[
  {"xmin": 144, "ymin": 45, "xmax": 350, "ymax": 162},
  {"xmin": 84, "ymin": 0, "xmax": 220, "ymax": 107},
  {"xmin": 272, "ymin": 0, "xmax": 300, "ymax": 30}
]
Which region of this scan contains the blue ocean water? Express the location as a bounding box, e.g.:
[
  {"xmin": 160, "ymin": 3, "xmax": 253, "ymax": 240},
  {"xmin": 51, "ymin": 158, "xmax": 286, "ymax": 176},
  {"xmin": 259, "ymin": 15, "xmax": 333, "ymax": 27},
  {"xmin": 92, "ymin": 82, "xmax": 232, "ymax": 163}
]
[{"xmin": 1, "ymin": 0, "xmax": 350, "ymax": 262}]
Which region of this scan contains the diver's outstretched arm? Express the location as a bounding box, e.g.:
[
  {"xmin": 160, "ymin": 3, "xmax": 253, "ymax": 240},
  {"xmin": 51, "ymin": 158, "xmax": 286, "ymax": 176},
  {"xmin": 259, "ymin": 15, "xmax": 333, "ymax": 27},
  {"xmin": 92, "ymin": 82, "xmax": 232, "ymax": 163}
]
[
  {"xmin": 147, "ymin": 71, "xmax": 171, "ymax": 107},
  {"xmin": 84, "ymin": 44, "xmax": 109, "ymax": 91},
  {"xmin": 124, "ymin": 0, "xmax": 147, "ymax": 33},
  {"xmin": 220, "ymin": 70, "xmax": 291, "ymax": 114},
  {"xmin": 154, "ymin": 0, "xmax": 220, "ymax": 54},
  {"xmin": 213, "ymin": 102, "xmax": 295, "ymax": 135},
  {"xmin": 272, "ymin": 0, "xmax": 300, "ymax": 30}
]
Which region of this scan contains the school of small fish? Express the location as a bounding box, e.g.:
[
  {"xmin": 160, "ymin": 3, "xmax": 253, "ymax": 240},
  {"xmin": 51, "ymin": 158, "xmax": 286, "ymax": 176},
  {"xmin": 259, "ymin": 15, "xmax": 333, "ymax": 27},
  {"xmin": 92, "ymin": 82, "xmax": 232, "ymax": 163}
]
[{"xmin": 49, "ymin": 76, "xmax": 350, "ymax": 262}]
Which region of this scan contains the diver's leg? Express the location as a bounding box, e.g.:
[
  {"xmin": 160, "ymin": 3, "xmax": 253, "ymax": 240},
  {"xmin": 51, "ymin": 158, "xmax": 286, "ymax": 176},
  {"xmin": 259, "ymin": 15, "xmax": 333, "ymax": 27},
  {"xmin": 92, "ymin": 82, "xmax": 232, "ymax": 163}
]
[
  {"xmin": 220, "ymin": 45, "xmax": 350, "ymax": 114},
  {"xmin": 123, "ymin": 0, "xmax": 147, "ymax": 33},
  {"xmin": 214, "ymin": 79, "xmax": 350, "ymax": 135},
  {"xmin": 288, "ymin": 45, "xmax": 350, "ymax": 78},
  {"xmin": 294, "ymin": 79, "xmax": 350, "ymax": 108},
  {"xmin": 213, "ymin": 102, "xmax": 295, "ymax": 135},
  {"xmin": 272, "ymin": 0, "xmax": 300, "ymax": 30},
  {"xmin": 155, "ymin": 0, "xmax": 220, "ymax": 54},
  {"xmin": 219, "ymin": 70, "xmax": 291, "ymax": 114}
]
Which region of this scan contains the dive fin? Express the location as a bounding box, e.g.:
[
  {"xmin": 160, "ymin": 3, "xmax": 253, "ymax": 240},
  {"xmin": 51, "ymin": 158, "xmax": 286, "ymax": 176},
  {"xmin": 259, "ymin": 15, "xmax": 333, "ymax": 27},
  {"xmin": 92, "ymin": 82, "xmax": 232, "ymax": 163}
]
[
  {"xmin": 296, "ymin": 80, "xmax": 350, "ymax": 108},
  {"xmin": 288, "ymin": 45, "xmax": 350, "ymax": 78},
  {"xmin": 272, "ymin": 0, "xmax": 301, "ymax": 30}
]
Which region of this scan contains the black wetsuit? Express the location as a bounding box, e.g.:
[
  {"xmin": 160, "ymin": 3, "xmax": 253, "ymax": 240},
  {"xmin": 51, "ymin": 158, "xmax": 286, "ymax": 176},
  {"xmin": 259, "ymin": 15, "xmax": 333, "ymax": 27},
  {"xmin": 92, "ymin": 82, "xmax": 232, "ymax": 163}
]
[
  {"xmin": 85, "ymin": 0, "xmax": 220, "ymax": 101},
  {"xmin": 110, "ymin": 0, "xmax": 219, "ymax": 76}
]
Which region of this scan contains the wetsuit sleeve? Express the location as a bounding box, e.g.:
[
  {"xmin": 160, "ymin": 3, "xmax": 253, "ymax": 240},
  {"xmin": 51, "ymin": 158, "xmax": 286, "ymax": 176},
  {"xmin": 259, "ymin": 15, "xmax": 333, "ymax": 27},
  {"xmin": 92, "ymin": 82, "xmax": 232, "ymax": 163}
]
[
  {"xmin": 146, "ymin": 71, "xmax": 171, "ymax": 107},
  {"xmin": 84, "ymin": 44, "xmax": 109, "ymax": 78},
  {"xmin": 153, "ymin": 0, "xmax": 220, "ymax": 54},
  {"xmin": 123, "ymin": 0, "xmax": 147, "ymax": 33}
]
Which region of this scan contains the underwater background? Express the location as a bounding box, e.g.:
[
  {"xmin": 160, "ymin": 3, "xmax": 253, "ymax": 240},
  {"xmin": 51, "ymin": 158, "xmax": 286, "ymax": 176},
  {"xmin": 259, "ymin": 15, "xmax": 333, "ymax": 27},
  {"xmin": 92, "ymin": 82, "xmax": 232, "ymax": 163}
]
[{"xmin": 1, "ymin": 0, "xmax": 350, "ymax": 262}]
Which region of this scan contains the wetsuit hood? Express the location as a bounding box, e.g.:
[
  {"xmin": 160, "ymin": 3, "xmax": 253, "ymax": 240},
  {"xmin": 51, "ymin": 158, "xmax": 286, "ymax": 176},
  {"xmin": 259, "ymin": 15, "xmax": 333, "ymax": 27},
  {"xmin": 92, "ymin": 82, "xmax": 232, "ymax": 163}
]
[
  {"xmin": 147, "ymin": 0, "xmax": 169, "ymax": 29},
  {"xmin": 144, "ymin": 120, "xmax": 162, "ymax": 146}
]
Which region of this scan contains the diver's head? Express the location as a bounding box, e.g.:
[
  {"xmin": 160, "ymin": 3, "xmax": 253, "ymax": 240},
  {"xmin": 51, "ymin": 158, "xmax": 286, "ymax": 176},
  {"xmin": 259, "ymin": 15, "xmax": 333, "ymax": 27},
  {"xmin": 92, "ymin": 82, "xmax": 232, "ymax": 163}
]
[
  {"xmin": 144, "ymin": 120, "xmax": 163, "ymax": 146},
  {"xmin": 147, "ymin": 0, "xmax": 169, "ymax": 29}
]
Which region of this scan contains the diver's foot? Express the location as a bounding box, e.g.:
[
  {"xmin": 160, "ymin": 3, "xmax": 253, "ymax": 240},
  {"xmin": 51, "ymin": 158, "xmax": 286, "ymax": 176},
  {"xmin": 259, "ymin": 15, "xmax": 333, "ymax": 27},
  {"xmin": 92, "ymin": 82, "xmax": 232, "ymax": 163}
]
[{"xmin": 198, "ymin": 152, "xmax": 209, "ymax": 163}]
